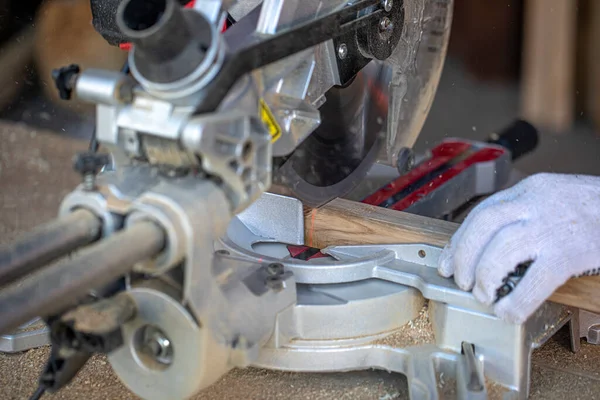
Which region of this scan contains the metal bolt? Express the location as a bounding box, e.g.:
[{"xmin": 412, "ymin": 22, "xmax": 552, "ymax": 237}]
[
  {"xmin": 382, "ymin": 0, "xmax": 393, "ymax": 12},
  {"xmin": 267, "ymin": 262, "xmax": 284, "ymax": 276},
  {"xmin": 379, "ymin": 17, "xmax": 393, "ymax": 32},
  {"xmin": 588, "ymin": 325, "xmax": 600, "ymax": 345},
  {"xmin": 83, "ymin": 174, "xmax": 96, "ymax": 191},
  {"xmin": 337, "ymin": 43, "xmax": 348, "ymax": 60},
  {"xmin": 140, "ymin": 326, "xmax": 173, "ymax": 366},
  {"xmin": 73, "ymin": 152, "xmax": 110, "ymax": 191},
  {"xmin": 396, "ymin": 147, "xmax": 415, "ymax": 175}
]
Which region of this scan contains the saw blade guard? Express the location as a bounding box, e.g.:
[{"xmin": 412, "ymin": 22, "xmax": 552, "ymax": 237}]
[{"xmin": 262, "ymin": 0, "xmax": 454, "ymax": 206}]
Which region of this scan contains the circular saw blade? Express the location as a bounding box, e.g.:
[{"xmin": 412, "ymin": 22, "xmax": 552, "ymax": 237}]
[
  {"xmin": 274, "ymin": 0, "xmax": 454, "ymax": 207},
  {"xmin": 273, "ymin": 70, "xmax": 384, "ymax": 207}
]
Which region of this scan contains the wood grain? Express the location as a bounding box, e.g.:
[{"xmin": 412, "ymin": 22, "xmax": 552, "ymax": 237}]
[
  {"xmin": 303, "ymin": 198, "xmax": 456, "ymax": 248},
  {"xmin": 521, "ymin": 0, "xmax": 577, "ymax": 132},
  {"xmin": 304, "ymin": 198, "xmax": 600, "ymax": 314}
]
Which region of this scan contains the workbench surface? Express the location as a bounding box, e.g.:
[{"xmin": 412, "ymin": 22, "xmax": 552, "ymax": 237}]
[{"xmin": 1, "ymin": 122, "xmax": 599, "ymax": 399}]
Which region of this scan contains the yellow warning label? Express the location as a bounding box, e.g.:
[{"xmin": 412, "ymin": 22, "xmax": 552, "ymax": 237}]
[{"xmin": 259, "ymin": 99, "xmax": 282, "ymax": 143}]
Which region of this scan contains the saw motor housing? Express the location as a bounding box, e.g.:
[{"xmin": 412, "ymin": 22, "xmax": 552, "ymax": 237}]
[{"xmin": 86, "ymin": 0, "xmax": 453, "ymax": 207}]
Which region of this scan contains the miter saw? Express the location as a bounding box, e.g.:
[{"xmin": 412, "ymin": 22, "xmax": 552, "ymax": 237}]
[{"xmin": 0, "ymin": 1, "xmax": 578, "ymax": 399}]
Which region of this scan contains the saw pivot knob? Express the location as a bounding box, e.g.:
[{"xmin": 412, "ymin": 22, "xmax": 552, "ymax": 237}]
[{"xmin": 52, "ymin": 64, "xmax": 81, "ymax": 100}]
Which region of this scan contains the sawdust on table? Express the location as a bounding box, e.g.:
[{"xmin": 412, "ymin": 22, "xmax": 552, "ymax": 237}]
[
  {"xmin": 373, "ymin": 302, "xmax": 435, "ymax": 348},
  {"xmin": 485, "ymin": 380, "xmax": 509, "ymax": 400},
  {"xmin": 436, "ymin": 377, "xmax": 508, "ymax": 400},
  {"xmin": 438, "ymin": 376, "xmax": 456, "ymax": 398},
  {"xmin": 13, "ymin": 319, "xmax": 47, "ymax": 333},
  {"xmin": 0, "ymin": 348, "xmax": 136, "ymax": 400},
  {"xmin": 0, "ymin": 347, "xmax": 409, "ymax": 400}
]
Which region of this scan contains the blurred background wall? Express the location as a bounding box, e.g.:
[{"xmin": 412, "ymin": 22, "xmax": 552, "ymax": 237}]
[{"xmin": 416, "ymin": 0, "xmax": 600, "ymax": 175}]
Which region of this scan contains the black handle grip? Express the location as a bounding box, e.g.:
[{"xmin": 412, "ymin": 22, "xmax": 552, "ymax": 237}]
[{"xmin": 487, "ymin": 119, "xmax": 539, "ymax": 161}]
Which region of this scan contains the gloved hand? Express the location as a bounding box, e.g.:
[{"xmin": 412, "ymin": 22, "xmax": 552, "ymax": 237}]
[{"xmin": 438, "ymin": 173, "xmax": 600, "ymax": 324}]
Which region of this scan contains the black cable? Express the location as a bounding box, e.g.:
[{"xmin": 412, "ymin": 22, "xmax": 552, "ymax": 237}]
[{"xmin": 28, "ymin": 385, "xmax": 46, "ymax": 400}]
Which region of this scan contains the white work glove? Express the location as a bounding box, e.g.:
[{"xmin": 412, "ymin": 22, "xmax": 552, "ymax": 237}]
[{"xmin": 438, "ymin": 173, "xmax": 600, "ymax": 324}]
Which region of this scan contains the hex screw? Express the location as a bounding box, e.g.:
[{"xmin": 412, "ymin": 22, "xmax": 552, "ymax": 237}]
[
  {"xmin": 140, "ymin": 326, "xmax": 173, "ymax": 366},
  {"xmin": 337, "ymin": 43, "xmax": 348, "ymax": 59},
  {"xmin": 382, "ymin": 0, "xmax": 393, "ymax": 12},
  {"xmin": 267, "ymin": 263, "xmax": 284, "ymax": 276},
  {"xmin": 396, "ymin": 147, "xmax": 415, "ymax": 175},
  {"xmin": 379, "ymin": 17, "xmax": 393, "ymax": 32}
]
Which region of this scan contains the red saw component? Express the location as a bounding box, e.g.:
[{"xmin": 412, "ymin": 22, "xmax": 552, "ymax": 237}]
[
  {"xmin": 286, "ymin": 245, "xmax": 329, "ymax": 261},
  {"xmin": 363, "ymin": 140, "xmax": 506, "ymax": 211}
]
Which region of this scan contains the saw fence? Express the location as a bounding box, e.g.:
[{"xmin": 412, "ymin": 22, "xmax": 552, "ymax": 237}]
[{"xmin": 303, "ymin": 197, "xmax": 600, "ymax": 314}]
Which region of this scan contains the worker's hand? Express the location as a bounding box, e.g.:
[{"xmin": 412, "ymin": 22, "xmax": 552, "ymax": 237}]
[{"xmin": 437, "ymin": 173, "xmax": 600, "ymax": 324}]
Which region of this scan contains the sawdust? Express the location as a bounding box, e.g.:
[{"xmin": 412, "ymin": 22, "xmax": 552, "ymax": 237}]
[
  {"xmin": 435, "ymin": 377, "xmax": 508, "ymax": 400},
  {"xmin": 0, "ymin": 348, "xmax": 409, "ymax": 400},
  {"xmin": 203, "ymin": 368, "xmax": 407, "ymax": 400},
  {"xmin": 0, "ymin": 122, "xmax": 84, "ymax": 242},
  {"xmin": 373, "ymin": 302, "xmax": 435, "ymax": 348},
  {"xmin": 14, "ymin": 319, "xmax": 47, "ymax": 333},
  {"xmin": 485, "ymin": 380, "xmax": 509, "ymax": 400},
  {"xmin": 438, "ymin": 377, "xmax": 456, "ymax": 398},
  {"xmin": 0, "ymin": 348, "xmax": 136, "ymax": 400},
  {"xmin": 532, "ymin": 326, "xmax": 600, "ymax": 379}
]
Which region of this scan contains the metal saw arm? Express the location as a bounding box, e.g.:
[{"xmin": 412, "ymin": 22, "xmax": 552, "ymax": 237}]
[{"xmin": 83, "ymin": 0, "xmax": 453, "ymax": 207}]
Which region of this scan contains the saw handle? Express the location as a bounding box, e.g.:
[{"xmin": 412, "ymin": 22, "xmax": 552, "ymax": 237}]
[{"xmin": 487, "ymin": 119, "xmax": 539, "ymax": 161}]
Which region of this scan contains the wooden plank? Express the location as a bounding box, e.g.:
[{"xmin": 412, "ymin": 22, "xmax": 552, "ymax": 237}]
[
  {"xmin": 304, "ymin": 198, "xmax": 600, "ymax": 314},
  {"xmin": 521, "ymin": 0, "xmax": 577, "ymax": 132},
  {"xmin": 303, "ymin": 198, "xmax": 456, "ymax": 248}
]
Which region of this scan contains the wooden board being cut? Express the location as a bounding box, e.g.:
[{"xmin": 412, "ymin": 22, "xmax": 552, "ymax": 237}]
[{"xmin": 304, "ymin": 198, "xmax": 600, "ymax": 314}]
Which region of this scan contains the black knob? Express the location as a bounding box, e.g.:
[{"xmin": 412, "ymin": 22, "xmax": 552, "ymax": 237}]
[
  {"xmin": 73, "ymin": 152, "xmax": 110, "ymax": 176},
  {"xmin": 487, "ymin": 119, "xmax": 539, "ymax": 161},
  {"xmin": 52, "ymin": 64, "xmax": 81, "ymax": 100}
]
